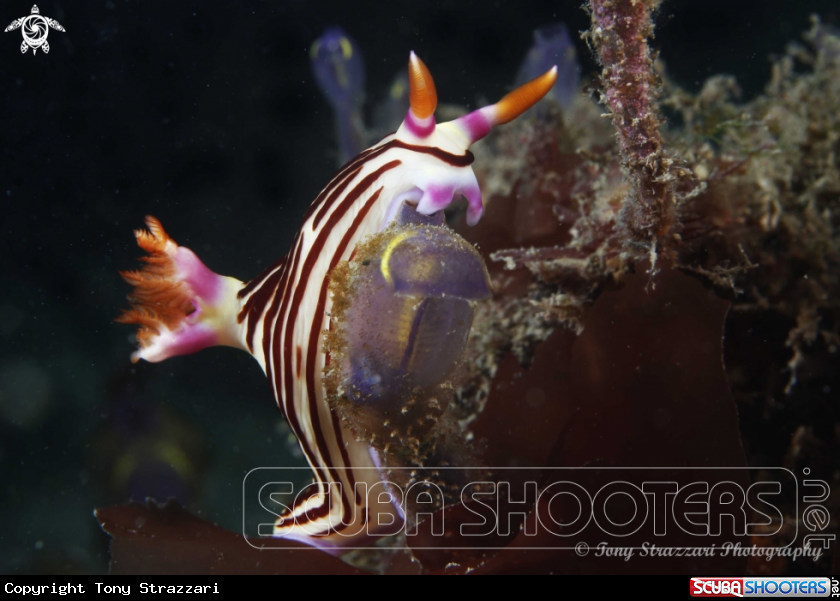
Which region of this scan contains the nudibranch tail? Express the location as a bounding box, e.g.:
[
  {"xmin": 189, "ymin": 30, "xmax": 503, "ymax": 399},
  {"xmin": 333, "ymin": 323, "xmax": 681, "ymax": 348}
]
[{"xmin": 116, "ymin": 216, "xmax": 245, "ymax": 363}]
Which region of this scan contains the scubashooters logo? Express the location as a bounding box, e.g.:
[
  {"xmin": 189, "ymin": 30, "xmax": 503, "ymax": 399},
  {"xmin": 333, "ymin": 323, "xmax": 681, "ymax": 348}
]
[
  {"xmin": 4, "ymin": 5, "xmax": 65, "ymax": 55},
  {"xmin": 244, "ymin": 466, "xmax": 835, "ymax": 556},
  {"xmin": 690, "ymin": 577, "xmax": 834, "ymax": 597}
]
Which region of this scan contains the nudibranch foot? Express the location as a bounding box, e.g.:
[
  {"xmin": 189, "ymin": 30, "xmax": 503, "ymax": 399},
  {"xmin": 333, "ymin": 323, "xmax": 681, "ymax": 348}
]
[{"xmin": 117, "ymin": 216, "xmax": 245, "ymax": 363}]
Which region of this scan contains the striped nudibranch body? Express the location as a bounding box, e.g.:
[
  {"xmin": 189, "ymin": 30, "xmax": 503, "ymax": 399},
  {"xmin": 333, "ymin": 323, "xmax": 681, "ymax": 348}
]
[
  {"xmin": 235, "ymin": 134, "xmax": 483, "ymax": 548},
  {"xmin": 117, "ymin": 53, "xmax": 558, "ymax": 551}
]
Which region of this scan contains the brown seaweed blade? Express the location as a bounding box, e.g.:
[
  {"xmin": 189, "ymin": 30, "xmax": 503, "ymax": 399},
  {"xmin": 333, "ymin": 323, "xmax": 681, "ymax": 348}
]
[
  {"xmin": 406, "ymin": 267, "xmax": 749, "ymax": 574},
  {"xmin": 95, "ymin": 500, "xmax": 367, "ymax": 575}
]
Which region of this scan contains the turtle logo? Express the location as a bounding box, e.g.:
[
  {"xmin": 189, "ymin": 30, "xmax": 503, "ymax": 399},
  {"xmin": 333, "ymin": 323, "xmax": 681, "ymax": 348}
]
[{"xmin": 5, "ymin": 5, "xmax": 65, "ymax": 55}]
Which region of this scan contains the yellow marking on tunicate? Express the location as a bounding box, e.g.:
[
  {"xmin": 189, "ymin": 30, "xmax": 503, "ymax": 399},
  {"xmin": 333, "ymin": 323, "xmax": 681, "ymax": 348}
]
[
  {"xmin": 339, "ymin": 37, "xmax": 353, "ymax": 60},
  {"xmin": 309, "ymin": 41, "xmax": 320, "ymax": 60},
  {"xmin": 155, "ymin": 443, "xmax": 194, "ymax": 479},
  {"xmin": 112, "ymin": 453, "xmax": 137, "ymax": 489},
  {"xmin": 112, "ymin": 442, "xmax": 194, "ymax": 489},
  {"xmin": 391, "ymin": 78, "xmax": 406, "ymax": 100},
  {"xmin": 380, "ymin": 230, "xmax": 417, "ymax": 287}
]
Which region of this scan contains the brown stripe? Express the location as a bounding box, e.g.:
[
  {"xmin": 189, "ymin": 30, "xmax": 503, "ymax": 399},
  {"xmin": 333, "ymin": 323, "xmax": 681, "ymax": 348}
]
[
  {"xmin": 292, "ymin": 482, "xmax": 320, "ymax": 507},
  {"xmin": 334, "ymin": 136, "xmax": 473, "ymax": 168},
  {"xmin": 331, "ymin": 409, "xmax": 356, "ymax": 500},
  {"xmin": 299, "ymin": 144, "xmax": 386, "ymax": 226},
  {"xmin": 296, "ymin": 346, "xmax": 302, "ymax": 379},
  {"xmin": 262, "ymin": 237, "xmax": 297, "ymax": 405},
  {"xmin": 240, "ymin": 268, "xmax": 283, "ymax": 352},
  {"xmin": 311, "ymin": 164, "xmax": 363, "ymax": 229},
  {"xmin": 238, "ymin": 255, "xmax": 286, "ymax": 299},
  {"xmin": 300, "ymin": 501, "xmax": 331, "ymax": 524},
  {"xmin": 264, "ymin": 234, "xmax": 300, "ymax": 399},
  {"xmin": 387, "ymin": 139, "xmax": 474, "ymax": 166},
  {"xmin": 320, "ymin": 144, "xmax": 383, "ymax": 191}
]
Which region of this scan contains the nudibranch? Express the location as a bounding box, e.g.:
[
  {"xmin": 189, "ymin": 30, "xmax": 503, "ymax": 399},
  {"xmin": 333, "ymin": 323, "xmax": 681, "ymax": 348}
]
[{"xmin": 117, "ymin": 53, "xmax": 557, "ymax": 552}]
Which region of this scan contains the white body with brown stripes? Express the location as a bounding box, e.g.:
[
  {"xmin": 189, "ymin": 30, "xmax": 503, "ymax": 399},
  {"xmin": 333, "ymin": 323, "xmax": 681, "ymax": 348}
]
[{"xmin": 117, "ymin": 54, "xmax": 558, "ymax": 551}]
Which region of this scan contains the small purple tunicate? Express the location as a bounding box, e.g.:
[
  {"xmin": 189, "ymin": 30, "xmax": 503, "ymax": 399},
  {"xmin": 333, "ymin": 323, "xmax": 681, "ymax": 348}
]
[
  {"xmin": 516, "ymin": 23, "xmax": 581, "ymax": 110},
  {"xmin": 310, "ymin": 27, "xmax": 367, "ymax": 164},
  {"xmin": 326, "ymin": 204, "xmax": 491, "ymax": 447}
]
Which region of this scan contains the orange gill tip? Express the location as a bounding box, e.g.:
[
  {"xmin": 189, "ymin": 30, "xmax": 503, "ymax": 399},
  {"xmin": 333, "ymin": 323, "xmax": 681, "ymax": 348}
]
[
  {"xmin": 491, "ymin": 65, "xmax": 557, "ymax": 125},
  {"xmin": 134, "ymin": 215, "xmax": 176, "ymax": 254},
  {"xmin": 408, "ymin": 51, "xmax": 437, "ymax": 120}
]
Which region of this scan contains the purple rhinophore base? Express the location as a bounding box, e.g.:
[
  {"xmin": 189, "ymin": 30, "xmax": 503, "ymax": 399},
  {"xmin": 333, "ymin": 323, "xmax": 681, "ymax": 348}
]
[
  {"xmin": 404, "ymin": 110, "xmax": 436, "ymax": 138},
  {"xmin": 453, "ymin": 109, "xmax": 492, "ymax": 144}
]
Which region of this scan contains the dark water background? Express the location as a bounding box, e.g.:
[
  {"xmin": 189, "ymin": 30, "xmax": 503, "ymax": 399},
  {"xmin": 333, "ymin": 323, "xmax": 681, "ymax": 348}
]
[{"xmin": 0, "ymin": 0, "xmax": 835, "ymax": 575}]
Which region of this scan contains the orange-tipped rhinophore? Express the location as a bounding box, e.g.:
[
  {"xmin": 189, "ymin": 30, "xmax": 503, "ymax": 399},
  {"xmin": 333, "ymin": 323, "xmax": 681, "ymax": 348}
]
[
  {"xmin": 492, "ymin": 66, "xmax": 558, "ymax": 125},
  {"xmin": 408, "ymin": 51, "xmax": 437, "ymax": 119},
  {"xmin": 446, "ymin": 65, "xmax": 559, "ymax": 145}
]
